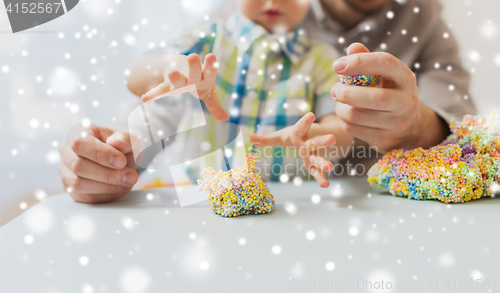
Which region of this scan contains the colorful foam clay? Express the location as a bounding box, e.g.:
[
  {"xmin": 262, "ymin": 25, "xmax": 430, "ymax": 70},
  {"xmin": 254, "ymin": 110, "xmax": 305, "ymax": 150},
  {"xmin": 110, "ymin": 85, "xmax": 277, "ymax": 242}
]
[
  {"xmin": 197, "ymin": 153, "xmax": 275, "ymax": 217},
  {"xmin": 368, "ymin": 109, "xmax": 500, "ymax": 203},
  {"xmin": 340, "ymin": 74, "xmax": 381, "ymax": 87}
]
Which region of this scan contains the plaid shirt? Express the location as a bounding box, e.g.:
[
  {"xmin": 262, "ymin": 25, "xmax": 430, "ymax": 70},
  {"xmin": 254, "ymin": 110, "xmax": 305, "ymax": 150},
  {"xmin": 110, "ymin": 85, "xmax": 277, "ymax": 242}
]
[{"xmin": 163, "ymin": 11, "xmax": 338, "ymax": 181}]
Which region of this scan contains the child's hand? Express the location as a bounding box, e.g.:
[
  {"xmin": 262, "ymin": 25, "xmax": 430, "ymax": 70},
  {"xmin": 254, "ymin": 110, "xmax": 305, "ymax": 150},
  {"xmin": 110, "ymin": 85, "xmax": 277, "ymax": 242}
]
[
  {"xmin": 141, "ymin": 53, "xmax": 230, "ymax": 121},
  {"xmin": 249, "ymin": 113, "xmax": 336, "ymax": 188}
]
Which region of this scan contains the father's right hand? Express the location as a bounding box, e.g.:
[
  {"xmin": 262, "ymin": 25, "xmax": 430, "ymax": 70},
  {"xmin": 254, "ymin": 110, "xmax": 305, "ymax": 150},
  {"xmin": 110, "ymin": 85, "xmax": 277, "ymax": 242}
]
[{"xmin": 58, "ymin": 124, "xmax": 139, "ymax": 203}]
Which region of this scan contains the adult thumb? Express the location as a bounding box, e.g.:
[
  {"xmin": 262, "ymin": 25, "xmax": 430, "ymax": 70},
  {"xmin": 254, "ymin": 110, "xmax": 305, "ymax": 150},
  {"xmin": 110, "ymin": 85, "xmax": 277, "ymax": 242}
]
[{"xmin": 346, "ymin": 42, "xmax": 370, "ymax": 55}]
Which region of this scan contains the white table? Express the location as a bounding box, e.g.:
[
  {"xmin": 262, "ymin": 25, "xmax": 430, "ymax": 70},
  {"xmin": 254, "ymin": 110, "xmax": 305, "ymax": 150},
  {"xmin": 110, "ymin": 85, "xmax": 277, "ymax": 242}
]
[{"xmin": 1, "ymin": 177, "xmax": 499, "ymax": 293}]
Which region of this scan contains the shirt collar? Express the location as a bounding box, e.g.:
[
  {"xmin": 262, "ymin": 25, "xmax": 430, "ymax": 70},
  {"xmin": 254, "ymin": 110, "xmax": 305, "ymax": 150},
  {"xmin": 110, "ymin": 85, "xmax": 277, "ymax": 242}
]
[{"xmin": 225, "ymin": 11, "xmax": 311, "ymax": 64}]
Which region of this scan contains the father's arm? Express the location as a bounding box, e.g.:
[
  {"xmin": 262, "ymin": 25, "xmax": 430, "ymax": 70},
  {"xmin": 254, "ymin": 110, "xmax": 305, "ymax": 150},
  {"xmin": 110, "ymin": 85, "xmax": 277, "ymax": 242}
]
[{"xmin": 414, "ymin": 17, "xmax": 478, "ymax": 124}]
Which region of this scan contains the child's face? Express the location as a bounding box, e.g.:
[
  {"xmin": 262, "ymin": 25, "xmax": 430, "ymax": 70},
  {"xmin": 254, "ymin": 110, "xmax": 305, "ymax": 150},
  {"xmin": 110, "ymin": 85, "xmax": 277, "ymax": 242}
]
[{"xmin": 239, "ymin": 0, "xmax": 310, "ymax": 33}]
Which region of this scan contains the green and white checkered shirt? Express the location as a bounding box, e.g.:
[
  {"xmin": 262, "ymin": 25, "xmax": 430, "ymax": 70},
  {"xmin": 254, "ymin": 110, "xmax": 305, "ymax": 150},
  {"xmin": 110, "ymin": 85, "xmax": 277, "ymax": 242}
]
[{"xmin": 160, "ymin": 11, "xmax": 338, "ymax": 181}]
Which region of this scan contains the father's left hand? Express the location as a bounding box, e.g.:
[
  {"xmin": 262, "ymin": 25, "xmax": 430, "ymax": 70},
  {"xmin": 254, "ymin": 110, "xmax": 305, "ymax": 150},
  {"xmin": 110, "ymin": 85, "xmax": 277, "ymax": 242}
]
[{"xmin": 331, "ymin": 43, "xmax": 449, "ymax": 153}]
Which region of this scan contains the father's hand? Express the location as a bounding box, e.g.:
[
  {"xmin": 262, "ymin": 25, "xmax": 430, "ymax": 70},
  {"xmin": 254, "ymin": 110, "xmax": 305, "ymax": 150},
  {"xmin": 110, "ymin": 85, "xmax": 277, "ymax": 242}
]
[
  {"xmin": 58, "ymin": 124, "xmax": 139, "ymax": 203},
  {"xmin": 331, "ymin": 43, "xmax": 448, "ymax": 152}
]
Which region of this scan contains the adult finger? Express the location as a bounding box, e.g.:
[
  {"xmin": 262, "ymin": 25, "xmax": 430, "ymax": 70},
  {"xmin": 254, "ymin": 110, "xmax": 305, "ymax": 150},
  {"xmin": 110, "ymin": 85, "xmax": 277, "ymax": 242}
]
[
  {"xmin": 107, "ymin": 132, "xmax": 139, "ymax": 169},
  {"xmin": 60, "ymin": 163, "xmax": 132, "ymax": 194},
  {"xmin": 332, "ymin": 51, "xmax": 409, "ymax": 87},
  {"xmin": 103, "ymin": 131, "xmax": 137, "ymax": 169},
  {"xmin": 187, "ymin": 53, "xmax": 202, "ymax": 82},
  {"xmin": 335, "ymin": 102, "xmax": 396, "ymax": 130},
  {"xmin": 338, "ymin": 120, "xmax": 393, "ymax": 149},
  {"xmin": 72, "ymin": 158, "xmax": 138, "ymax": 186},
  {"xmin": 90, "ymin": 124, "xmax": 116, "ymax": 143},
  {"xmin": 76, "ymin": 159, "xmax": 137, "ymax": 186},
  {"xmin": 60, "ymin": 141, "xmax": 138, "ymax": 186},
  {"xmin": 60, "ymin": 169, "xmax": 127, "ymax": 204},
  {"xmin": 202, "ymin": 87, "xmax": 230, "ymax": 121},
  {"xmin": 167, "ymin": 70, "xmax": 189, "ymax": 88},
  {"xmin": 331, "ymin": 82, "xmax": 403, "ymax": 111},
  {"xmin": 106, "ymin": 132, "xmax": 133, "ymax": 154},
  {"xmin": 201, "ymin": 53, "xmax": 218, "ymax": 87},
  {"xmin": 141, "ymin": 81, "xmax": 173, "ymax": 103},
  {"xmin": 344, "ymin": 42, "xmax": 388, "ymax": 92},
  {"xmin": 309, "ymin": 154, "xmax": 334, "ymax": 172},
  {"xmin": 66, "ymin": 126, "xmax": 127, "ymax": 169},
  {"xmin": 346, "ymin": 42, "xmax": 370, "ymax": 55}
]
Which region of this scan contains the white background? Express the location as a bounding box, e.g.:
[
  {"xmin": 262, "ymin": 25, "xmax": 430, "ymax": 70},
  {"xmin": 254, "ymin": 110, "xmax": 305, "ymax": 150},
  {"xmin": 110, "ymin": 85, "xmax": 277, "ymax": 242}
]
[{"xmin": 0, "ymin": 0, "xmax": 499, "ymax": 226}]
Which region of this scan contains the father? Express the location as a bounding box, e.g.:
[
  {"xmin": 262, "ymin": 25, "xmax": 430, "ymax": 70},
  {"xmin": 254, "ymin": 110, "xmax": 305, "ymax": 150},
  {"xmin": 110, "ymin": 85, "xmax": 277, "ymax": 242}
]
[{"xmin": 58, "ymin": 0, "xmax": 477, "ymax": 203}]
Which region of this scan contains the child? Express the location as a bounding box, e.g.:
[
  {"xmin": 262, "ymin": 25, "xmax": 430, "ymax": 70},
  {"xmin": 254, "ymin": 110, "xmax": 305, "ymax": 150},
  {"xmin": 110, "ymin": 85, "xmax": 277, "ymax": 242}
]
[{"xmin": 129, "ymin": 0, "xmax": 339, "ymax": 187}]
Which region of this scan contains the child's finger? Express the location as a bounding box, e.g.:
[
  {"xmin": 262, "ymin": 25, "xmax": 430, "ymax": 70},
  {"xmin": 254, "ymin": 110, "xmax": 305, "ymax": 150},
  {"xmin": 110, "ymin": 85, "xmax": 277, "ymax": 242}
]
[
  {"xmin": 291, "ymin": 113, "xmax": 316, "ymax": 157},
  {"xmin": 309, "ymin": 154, "xmax": 334, "ymax": 172},
  {"xmin": 141, "ymin": 81, "xmax": 172, "ymax": 103},
  {"xmin": 249, "ymin": 131, "xmax": 286, "ymax": 147},
  {"xmin": 202, "ymin": 87, "xmax": 230, "ymax": 121},
  {"xmin": 292, "ymin": 112, "xmax": 316, "ymax": 140},
  {"xmin": 304, "ymin": 134, "xmax": 337, "ymax": 152},
  {"xmin": 168, "ymin": 70, "xmax": 188, "ymax": 88},
  {"xmin": 201, "ymin": 53, "xmax": 218, "ymax": 86},
  {"xmin": 187, "ymin": 54, "xmax": 202, "ymax": 82},
  {"xmin": 303, "ymin": 155, "xmax": 329, "ymax": 187},
  {"xmin": 309, "ymin": 165, "xmax": 330, "ymax": 188}
]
